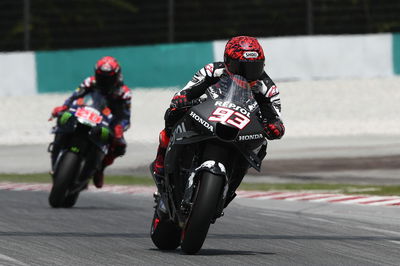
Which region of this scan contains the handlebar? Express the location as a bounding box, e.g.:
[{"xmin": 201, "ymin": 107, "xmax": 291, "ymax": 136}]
[{"xmin": 170, "ymin": 98, "xmax": 206, "ymax": 110}]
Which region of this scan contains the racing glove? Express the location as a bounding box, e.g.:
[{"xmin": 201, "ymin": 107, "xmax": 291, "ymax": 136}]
[
  {"xmin": 51, "ymin": 105, "xmax": 68, "ymax": 118},
  {"xmin": 263, "ymin": 119, "xmax": 285, "ymax": 140},
  {"xmin": 170, "ymin": 94, "xmax": 189, "ymax": 109}
]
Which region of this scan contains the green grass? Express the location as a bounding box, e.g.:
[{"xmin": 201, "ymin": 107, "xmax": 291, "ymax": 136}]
[
  {"xmin": 0, "ymin": 174, "xmax": 52, "ymax": 183},
  {"xmin": 1, "ymin": 174, "xmax": 400, "ymax": 196},
  {"xmin": 0, "ymin": 173, "xmax": 154, "ymax": 186}
]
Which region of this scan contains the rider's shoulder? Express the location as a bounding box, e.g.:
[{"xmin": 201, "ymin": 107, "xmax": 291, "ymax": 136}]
[
  {"xmin": 75, "ymin": 76, "xmax": 94, "ymax": 95},
  {"xmin": 80, "ymin": 76, "xmax": 96, "ymax": 88},
  {"xmin": 251, "ymin": 71, "xmax": 279, "ymax": 97},
  {"xmin": 202, "ymin": 62, "xmax": 225, "ymax": 78},
  {"xmin": 259, "ymin": 71, "xmax": 276, "ymax": 87},
  {"xmin": 115, "ymin": 85, "xmax": 132, "ymax": 100}
]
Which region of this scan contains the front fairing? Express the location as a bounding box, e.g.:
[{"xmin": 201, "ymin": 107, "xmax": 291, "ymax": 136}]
[
  {"xmin": 69, "ymin": 91, "xmax": 113, "ymax": 127},
  {"xmin": 54, "ymin": 91, "xmax": 113, "ymax": 153},
  {"xmin": 170, "ymin": 74, "xmax": 267, "ymax": 171}
]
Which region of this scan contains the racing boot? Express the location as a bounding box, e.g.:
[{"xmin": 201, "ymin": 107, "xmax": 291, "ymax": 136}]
[
  {"xmin": 151, "ymin": 129, "xmax": 170, "ymax": 191},
  {"xmin": 150, "ymin": 148, "xmax": 166, "ymax": 192},
  {"xmin": 93, "ymin": 169, "xmax": 105, "ymax": 189},
  {"xmin": 93, "ymin": 154, "xmax": 114, "ymax": 188}
]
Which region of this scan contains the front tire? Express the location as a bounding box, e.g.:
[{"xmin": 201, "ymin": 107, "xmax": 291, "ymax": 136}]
[
  {"xmin": 180, "ymin": 171, "xmax": 224, "ymax": 254},
  {"xmin": 49, "ymin": 151, "xmax": 80, "ymax": 208},
  {"xmin": 150, "ymin": 211, "xmax": 181, "ymax": 250},
  {"xmin": 62, "ymin": 192, "xmax": 80, "ymax": 208}
]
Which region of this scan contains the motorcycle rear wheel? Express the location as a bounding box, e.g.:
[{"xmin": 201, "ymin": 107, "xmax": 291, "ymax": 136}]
[
  {"xmin": 180, "ymin": 171, "xmax": 224, "ymax": 254},
  {"xmin": 48, "ymin": 151, "xmax": 80, "ymax": 208}
]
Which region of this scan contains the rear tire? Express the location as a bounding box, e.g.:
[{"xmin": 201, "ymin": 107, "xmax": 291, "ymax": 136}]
[
  {"xmin": 180, "ymin": 171, "xmax": 224, "ymax": 254},
  {"xmin": 150, "ymin": 211, "xmax": 181, "ymax": 250},
  {"xmin": 49, "ymin": 151, "xmax": 80, "ymax": 208}
]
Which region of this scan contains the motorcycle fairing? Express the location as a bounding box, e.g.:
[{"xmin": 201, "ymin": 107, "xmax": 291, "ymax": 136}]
[{"xmin": 53, "ymin": 90, "xmax": 113, "ymax": 153}]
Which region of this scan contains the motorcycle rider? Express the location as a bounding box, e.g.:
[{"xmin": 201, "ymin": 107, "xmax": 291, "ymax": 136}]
[
  {"xmin": 50, "ymin": 56, "xmax": 132, "ymax": 188},
  {"xmin": 151, "ymin": 36, "xmax": 285, "ymax": 203}
]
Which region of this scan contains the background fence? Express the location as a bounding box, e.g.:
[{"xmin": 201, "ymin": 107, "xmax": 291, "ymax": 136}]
[{"xmin": 1, "ymin": 0, "xmax": 400, "ymax": 52}]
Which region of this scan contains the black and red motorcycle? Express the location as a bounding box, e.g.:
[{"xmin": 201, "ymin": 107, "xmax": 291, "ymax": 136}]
[
  {"xmin": 48, "ymin": 91, "xmax": 113, "ymax": 208},
  {"xmin": 150, "ymin": 74, "xmax": 267, "ymax": 254}
]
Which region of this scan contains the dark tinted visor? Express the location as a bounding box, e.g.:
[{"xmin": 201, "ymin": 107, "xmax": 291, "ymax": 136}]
[
  {"xmin": 96, "ymin": 73, "xmax": 117, "ymax": 92},
  {"xmin": 229, "ymin": 60, "xmax": 264, "ymax": 81}
]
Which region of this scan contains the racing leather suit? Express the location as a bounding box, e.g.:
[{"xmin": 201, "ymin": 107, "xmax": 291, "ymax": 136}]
[{"xmin": 154, "ymin": 62, "xmax": 284, "ymax": 204}]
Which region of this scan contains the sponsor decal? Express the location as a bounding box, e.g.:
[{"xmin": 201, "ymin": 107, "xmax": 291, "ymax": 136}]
[
  {"xmin": 189, "ymin": 111, "xmax": 214, "ymax": 131},
  {"xmin": 100, "ymin": 63, "xmax": 112, "ymax": 71},
  {"xmin": 243, "ymin": 51, "xmax": 259, "ymax": 59},
  {"xmin": 215, "ymin": 101, "xmax": 250, "ymax": 118},
  {"xmin": 248, "ymin": 101, "xmax": 258, "ymax": 112},
  {"xmin": 205, "ymin": 64, "xmax": 214, "ymax": 74},
  {"xmin": 60, "ymin": 112, "xmax": 72, "ymax": 125},
  {"xmin": 238, "ymin": 133, "xmax": 264, "ymax": 141},
  {"xmin": 174, "ymin": 122, "xmax": 187, "ymax": 135},
  {"xmin": 208, "ymin": 87, "xmax": 219, "ymax": 99},
  {"xmin": 266, "ymin": 85, "xmax": 278, "ymax": 98},
  {"xmin": 70, "ymin": 146, "xmax": 80, "ymax": 153}
]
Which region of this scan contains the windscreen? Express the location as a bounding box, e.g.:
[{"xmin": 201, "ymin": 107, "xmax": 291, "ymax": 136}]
[
  {"xmin": 73, "ymin": 90, "xmax": 108, "ymax": 111},
  {"xmin": 207, "ymin": 74, "xmax": 257, "ymax": 112}
]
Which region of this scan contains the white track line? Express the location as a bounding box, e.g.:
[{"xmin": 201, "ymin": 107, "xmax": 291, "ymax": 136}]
[{"xmin": 0, "ymin": 253, "xmax": 29, "ymax": 266}]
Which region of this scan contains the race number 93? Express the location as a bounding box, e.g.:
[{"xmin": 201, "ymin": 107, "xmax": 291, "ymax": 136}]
[{"xmin": 208, "ymin": 107, "xmax": 250, "ymax": 129}]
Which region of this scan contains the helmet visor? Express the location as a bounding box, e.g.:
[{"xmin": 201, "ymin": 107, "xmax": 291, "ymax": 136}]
[
  {"xmin": 96, "ymin": 73, "xmax": 118, "ymax": 93},
  {"xmin": 229, "ymin": 60, "xmax": 264, "ymax": 81}
]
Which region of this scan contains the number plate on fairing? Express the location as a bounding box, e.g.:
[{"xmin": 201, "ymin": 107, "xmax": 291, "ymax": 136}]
[{"xmin": 75, "ymin": 107, "xmax": 103, "ymax": 126}]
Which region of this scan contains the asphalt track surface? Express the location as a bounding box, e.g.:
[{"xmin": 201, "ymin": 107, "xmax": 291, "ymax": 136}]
[
  {"xmin": 1, "ymin": 136, "xmax": 400, "ymax": 265},
  {"xmin": 1, "ymin": 188, "xmax": 400, "ymax": 266}
]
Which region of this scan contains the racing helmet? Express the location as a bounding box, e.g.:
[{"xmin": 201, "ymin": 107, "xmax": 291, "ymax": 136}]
[
  {"xmin": 224, "ymin": 36, "xmax": 265, "ymax": 81},
  {"xmin": 94, "ymin": 56, "xmax": 121, "ymax": 93}
]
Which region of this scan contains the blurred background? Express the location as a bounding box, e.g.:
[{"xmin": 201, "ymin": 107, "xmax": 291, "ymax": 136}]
[
  {"xmin": 0, "ymin": 0, "xmax": 399, "ymax": 181},
  {"xmin": 1, "ymin": 0, "xmax": 400, "ymax": 51}
]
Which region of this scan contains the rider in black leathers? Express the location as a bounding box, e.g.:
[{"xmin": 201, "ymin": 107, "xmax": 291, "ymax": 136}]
[{"xmin": 150, "ymin": 36, "xmax": 285, "ymax": 204}]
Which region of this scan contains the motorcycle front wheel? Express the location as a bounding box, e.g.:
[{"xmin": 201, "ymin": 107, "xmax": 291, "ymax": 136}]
[
  {"xmin": 62, "ymin": 192, "xmax": 80, "ymax": 208},
  {"xmin": 180, "ymin": 171, "xmax": 224, "ymax": 254},
  {"xmin": 48, "ymin": 151, "xmax": 80, "ymax": 208},
  {"xmin": 150, "ymin": 211, "xmax": 181, "ymax": 250}
]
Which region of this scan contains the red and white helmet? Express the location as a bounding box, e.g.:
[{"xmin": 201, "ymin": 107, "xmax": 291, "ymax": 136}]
[
  {"xmin": 94, "ymin": 56, "xmax": 121, "ymax": 93},
  {"xmin": 224, "ymin": 36, "xmax": 265, "ymax": 81}
]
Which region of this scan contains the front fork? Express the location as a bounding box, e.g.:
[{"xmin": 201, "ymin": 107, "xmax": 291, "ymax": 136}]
[{"xmin": 180, "ymin": 160, "xmax": 229, "ymax": 223}]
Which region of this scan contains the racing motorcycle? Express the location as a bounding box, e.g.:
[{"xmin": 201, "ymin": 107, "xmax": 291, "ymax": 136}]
[
  {"xmin": 150, "ymin": 74, "xmax": 267, "ymax": 254},
  {"xmin": 48, "ymin": 90, "xmax": 113, "ymax": 208}
]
